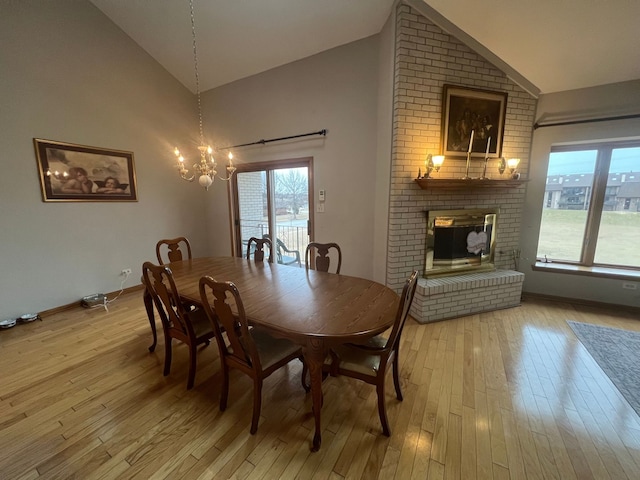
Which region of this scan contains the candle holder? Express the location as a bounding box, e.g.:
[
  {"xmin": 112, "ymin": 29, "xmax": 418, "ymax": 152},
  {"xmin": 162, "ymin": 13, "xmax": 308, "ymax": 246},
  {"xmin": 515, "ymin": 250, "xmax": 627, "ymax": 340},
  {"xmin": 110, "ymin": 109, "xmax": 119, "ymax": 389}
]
[
  {"xmin": 462, "ymin": 129, "xmax": 474, "ymax": 179},
  {"xmin": 463, "ymin": 152, "xmax": 472, "ymax": 179},
  {"xmin": 481, "ymin": 155, "xmax": 490, "ymax": 179}
]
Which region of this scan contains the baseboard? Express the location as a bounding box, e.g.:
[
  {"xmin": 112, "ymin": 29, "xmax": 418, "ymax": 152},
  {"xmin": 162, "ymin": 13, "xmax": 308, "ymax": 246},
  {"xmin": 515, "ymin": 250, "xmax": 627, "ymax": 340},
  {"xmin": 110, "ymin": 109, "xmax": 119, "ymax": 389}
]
[
  {"xmin": 39, "ymin": 284, "xmax": 145, "ymax": 317},
  {"xmin": 522, "ymin": 292, "xmax": 640, "ymax": 314}
]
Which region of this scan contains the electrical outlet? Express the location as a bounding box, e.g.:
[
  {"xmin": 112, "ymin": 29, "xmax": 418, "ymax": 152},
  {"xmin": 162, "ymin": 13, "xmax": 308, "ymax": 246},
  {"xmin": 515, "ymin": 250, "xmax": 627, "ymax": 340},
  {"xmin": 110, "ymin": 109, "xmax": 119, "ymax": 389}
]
[
  {"xmin": 121, "ymin": 268, "xmax": 132, "ymax": 276},
  {"xmin": 622, "ymin": 282, "xmax": 637, "ymax": 290}
]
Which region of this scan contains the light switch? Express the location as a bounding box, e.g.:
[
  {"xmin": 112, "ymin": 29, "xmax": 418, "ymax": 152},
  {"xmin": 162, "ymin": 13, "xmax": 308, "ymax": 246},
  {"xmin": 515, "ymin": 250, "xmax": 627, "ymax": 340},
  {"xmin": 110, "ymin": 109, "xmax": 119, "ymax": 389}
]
[{"xmin": 319, "ymin": 189, "xmax": 325, "ymax": 202}]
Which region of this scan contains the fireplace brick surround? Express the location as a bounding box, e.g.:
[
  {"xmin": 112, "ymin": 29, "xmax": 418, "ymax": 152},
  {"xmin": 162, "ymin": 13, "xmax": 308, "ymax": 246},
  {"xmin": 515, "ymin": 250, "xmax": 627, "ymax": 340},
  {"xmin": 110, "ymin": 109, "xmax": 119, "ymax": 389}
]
[
  {"xmin": 387, "ymin": 5, "xmax": 537, "ymax": 323},
  {"xmin": 414, "ymin": 270, "xmax": 525, "ymax": 323}
]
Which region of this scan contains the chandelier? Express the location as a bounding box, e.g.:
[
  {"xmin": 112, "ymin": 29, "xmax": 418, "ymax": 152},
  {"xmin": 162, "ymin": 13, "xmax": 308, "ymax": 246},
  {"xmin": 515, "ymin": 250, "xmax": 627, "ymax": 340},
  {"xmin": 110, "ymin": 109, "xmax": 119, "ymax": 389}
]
[{"xmin": 173, "ymin": 0, "xmax": 236, "ymax": 190}]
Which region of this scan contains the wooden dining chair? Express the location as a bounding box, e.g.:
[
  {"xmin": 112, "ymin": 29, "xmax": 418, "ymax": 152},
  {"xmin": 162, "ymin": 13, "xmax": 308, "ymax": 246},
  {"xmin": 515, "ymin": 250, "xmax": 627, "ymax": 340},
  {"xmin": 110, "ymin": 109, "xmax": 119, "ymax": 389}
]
[
  {"xmin": 325, "ymin": 270, "xmax": 418, "ymax": 436},
  {"xmin": 148, "ymin": 237, "xmax": 197, "ymax": 352},
  {"xmin": 156, "ymin": 237, "xmax": 192, "ymax": 264},
  {"xmin": 142, "ymin": 261, "xmax": 214, "ymax": 390},
  {"xmin": 246, "ymin": 237, "xmax": 273, "ymax": 263},
  {"xmin": 199, "ymin": 276, "xmax": 309, "ymax": 434},
  {"xmin": 305, "ymin": 242, "xmax": 342, "ymax": 274}
]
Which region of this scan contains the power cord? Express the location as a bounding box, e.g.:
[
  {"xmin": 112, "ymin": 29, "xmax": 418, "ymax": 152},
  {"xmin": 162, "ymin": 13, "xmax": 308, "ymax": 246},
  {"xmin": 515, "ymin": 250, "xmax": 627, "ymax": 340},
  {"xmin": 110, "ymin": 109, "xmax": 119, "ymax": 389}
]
[{"xmin": 89, "ymin": 270, "xmax": 131, "ymax": 312}]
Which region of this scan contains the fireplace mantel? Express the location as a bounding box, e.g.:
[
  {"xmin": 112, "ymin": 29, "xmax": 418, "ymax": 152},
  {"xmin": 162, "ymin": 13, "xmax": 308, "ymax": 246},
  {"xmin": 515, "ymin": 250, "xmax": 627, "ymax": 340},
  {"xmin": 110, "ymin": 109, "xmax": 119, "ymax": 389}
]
[{"xmin": 415, "ymin": 178, "xmax": 527, "ymax": 190}]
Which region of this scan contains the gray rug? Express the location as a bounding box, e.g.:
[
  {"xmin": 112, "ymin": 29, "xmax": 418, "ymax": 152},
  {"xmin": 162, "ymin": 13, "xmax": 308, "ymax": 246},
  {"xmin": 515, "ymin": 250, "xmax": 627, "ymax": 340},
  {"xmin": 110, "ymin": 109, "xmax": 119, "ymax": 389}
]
[{"xmin": 568, "ymin": 320, "xmax": 640, "ymax": 417}]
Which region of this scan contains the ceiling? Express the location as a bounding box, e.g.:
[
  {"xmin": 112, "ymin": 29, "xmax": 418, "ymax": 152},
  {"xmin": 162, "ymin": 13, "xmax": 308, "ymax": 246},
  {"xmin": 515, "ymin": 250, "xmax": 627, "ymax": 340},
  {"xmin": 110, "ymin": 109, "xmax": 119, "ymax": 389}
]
[{"xmin": 90, "ymin": 0, "xmax": 640, "ymax": 96}]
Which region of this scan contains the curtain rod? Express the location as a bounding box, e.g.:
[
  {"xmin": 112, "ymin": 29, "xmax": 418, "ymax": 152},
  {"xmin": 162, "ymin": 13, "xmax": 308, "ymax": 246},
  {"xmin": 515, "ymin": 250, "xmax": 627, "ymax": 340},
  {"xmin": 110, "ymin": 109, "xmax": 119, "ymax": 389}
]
[
  {"xmin": 534, "ymin": 113, "xmax": 640, "ymax": 130},
  {"xmin": 218, "ymin": 129, "xmax": 327, "ymax": 150}
]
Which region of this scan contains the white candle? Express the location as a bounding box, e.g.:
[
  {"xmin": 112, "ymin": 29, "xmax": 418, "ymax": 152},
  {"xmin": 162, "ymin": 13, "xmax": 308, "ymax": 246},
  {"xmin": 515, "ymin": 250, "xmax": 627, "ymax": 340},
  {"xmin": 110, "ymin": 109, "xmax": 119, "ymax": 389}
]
[
  {"xmin": 468, "ymin": 130, "xmax": 474, "ymax": 153},
  {"xmin": 485, "ymin": 137, "xmax": 491, "ymax": 156}
]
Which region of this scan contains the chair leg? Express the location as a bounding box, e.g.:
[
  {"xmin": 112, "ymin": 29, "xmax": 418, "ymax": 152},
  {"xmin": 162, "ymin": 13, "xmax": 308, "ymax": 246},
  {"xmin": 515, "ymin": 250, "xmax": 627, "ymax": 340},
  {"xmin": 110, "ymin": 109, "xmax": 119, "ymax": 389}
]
[
  {"xmin": 220, "ymin": 364, "xmax": 229, "ymax": 411},
  {"xmin": 250, "ymin": 378, "xmax": 263, "ymax": 434},
  {"xmin": 187, "ymin": 343, "xmax": 197, "ymax": 390},
  {"xmin": 163, "ymin": 337, "xmax": 172, "ymax": 376},
  {"xmin": 377, "ymin": 381, "xmax": 391, "ymax": 436},
  {"xmin": 300, "ymin": 356, "xmax": 310, "ymax": 392},
  {"xmin": 144, "ymin": 289, "xmax": 157, "ymax": 352},
  {"xmin": 392, "ymin": 350, "xmax": 403, "ymax": 401}
]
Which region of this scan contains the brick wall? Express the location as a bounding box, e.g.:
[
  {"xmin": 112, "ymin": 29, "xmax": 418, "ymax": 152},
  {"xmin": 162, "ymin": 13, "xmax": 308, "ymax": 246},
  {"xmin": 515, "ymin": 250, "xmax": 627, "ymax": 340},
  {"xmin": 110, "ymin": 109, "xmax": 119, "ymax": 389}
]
[
  {"xmin": 387, "ymin": 4, "xmax": 538, "ymax": 294},
  {"xmin": 237, "ymin": 172, "xmax": 266, "ymax": 242}
]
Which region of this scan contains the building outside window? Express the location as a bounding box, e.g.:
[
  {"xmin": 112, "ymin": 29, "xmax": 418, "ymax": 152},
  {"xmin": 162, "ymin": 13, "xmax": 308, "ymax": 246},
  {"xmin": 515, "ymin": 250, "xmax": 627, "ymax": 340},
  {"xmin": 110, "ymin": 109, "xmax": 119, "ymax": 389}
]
[{"xmin": 537, "ymin": 142, "xmax": 640, "ymax": 270}]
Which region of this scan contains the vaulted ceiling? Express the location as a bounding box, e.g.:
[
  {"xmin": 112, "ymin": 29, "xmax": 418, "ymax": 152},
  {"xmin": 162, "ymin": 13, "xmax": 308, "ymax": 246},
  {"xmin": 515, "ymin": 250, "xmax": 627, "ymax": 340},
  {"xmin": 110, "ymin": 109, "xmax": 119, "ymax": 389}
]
[{"xmin": 90, "ymin": 0, "xmax": 640, "ymax": 96}]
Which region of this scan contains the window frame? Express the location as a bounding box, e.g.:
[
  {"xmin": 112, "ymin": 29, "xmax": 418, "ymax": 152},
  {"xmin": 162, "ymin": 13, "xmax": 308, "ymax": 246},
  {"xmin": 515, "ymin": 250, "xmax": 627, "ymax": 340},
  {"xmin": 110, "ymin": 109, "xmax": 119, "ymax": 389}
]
[
  {"xmin": 229, "ymin": 157, "xmax": 314, "ymax": 259},
  {"xmin": 537, "ymin": 140, "xmax": 639, "ymax": 272}
]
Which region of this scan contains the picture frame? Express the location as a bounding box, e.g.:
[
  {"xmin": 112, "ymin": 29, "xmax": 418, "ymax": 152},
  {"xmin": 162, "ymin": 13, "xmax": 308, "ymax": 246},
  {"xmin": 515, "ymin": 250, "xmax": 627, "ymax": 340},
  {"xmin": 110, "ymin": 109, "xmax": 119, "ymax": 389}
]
[
  {"xmin": 441, "ymin": 84, "xmax": 508, "ymax": 159},
  {"xmin": 34, "ymin": 138, "xmax": 138, "ymax": 202}
]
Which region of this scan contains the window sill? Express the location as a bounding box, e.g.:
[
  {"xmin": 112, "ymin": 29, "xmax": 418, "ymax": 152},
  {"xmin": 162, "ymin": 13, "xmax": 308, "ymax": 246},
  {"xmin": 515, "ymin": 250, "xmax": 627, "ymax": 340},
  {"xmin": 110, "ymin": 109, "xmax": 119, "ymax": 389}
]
[{"xmin": 532, "ymin": 261, "xmax": 640, "ymax": 282}]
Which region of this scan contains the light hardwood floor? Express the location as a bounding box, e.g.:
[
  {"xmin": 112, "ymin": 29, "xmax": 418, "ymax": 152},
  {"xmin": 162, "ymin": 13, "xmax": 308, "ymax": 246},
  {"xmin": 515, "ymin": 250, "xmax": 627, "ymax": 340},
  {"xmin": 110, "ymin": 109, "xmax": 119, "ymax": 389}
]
[{"xmin": 1, "ymin": 288, "xmax": 639, "ymax": 479}]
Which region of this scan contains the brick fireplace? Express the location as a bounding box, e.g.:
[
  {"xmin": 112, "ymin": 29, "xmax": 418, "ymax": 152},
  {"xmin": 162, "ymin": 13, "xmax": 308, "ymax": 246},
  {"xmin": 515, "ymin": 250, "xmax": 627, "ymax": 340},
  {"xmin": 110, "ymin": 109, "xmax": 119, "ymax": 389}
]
[{"xmin": 386, "ymin": 4, "xmax": 536, "ymax": 323}]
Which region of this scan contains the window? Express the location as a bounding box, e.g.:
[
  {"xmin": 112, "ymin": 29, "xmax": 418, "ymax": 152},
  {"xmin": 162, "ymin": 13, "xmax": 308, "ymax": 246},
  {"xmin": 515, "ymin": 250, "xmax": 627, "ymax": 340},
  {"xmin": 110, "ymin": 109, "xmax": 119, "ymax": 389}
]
[
  {"xmin": 537, "ymin": 142, "xmax": 640, "ymax": 270},
  {"xmin": 230, "ymin": 158, "xmax": 312, "ymax": 265}
]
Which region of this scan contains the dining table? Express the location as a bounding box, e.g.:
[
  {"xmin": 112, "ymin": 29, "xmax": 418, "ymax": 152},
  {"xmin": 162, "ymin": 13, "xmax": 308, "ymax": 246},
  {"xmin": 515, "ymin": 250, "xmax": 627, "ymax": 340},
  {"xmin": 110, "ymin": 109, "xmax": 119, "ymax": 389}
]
[{"xmin": 143, "ymin": 256, "xmax": 399, "ymax": 451}]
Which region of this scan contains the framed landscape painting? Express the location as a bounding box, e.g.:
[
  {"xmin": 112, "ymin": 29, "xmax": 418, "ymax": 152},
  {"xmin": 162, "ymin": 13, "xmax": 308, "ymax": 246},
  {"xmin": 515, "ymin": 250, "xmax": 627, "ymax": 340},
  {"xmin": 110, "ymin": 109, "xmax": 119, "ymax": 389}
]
[
  {"xmin": 441, "ymin": 84, "xmax": 508, "ymax": 159},
  {"xmin": 34, "ymin": 138, "xmax": 138, "ymax": 202}
]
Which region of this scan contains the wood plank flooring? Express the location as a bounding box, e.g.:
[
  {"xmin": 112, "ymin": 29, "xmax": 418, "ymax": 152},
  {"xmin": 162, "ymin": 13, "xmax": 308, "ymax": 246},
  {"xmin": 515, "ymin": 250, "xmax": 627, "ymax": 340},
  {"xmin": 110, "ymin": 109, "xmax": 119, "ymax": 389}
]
[{"xmin": 1, "ymin": 289, "xmax": 639, "ymax": 479}]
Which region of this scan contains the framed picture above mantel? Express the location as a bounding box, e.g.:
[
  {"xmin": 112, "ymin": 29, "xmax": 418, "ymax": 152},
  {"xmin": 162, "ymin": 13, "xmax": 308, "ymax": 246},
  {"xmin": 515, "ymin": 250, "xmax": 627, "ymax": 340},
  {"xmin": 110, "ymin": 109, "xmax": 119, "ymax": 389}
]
[
  {"xmin": 34, "ymin": 138, "xmax": 138, "ymax": 202},
  {"xmin": 441, "ymin": 84, "xmax": 507, "ymax": 159}
]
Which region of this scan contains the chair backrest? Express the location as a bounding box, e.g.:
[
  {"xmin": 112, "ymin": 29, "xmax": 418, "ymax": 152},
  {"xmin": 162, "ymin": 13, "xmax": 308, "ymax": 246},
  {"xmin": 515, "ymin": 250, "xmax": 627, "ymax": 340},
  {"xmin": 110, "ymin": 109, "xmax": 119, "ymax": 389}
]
[
  {"xmin": 263, "ymin": 234, "xmax": 296, "ymax": 264},
  {"xmin": 156, "ymin": 237, "xmax": 192, "ymax": 264},
  {"xmin": 142, "ymin": 261, "xmax": 194, "ymax": 339},
  {"xmin": 247, "ymin": 237, "xmax": 273, "ymax": 263},
  {"xmin": 199, "ymin": 276, "xmax": 262, "ymax": 370},
  {"xmin": 305, "ymin": 242, "xmax": 342, "ymax": 274},
  {"xmin": 383, "ymin": 270, "xmax": 419, "ymax": 352}
]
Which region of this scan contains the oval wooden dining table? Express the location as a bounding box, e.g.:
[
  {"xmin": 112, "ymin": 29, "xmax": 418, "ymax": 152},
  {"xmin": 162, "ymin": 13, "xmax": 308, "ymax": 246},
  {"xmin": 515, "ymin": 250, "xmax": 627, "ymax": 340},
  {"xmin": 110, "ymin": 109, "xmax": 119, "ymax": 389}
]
[{"xmin": 143, "ymin": 256, "xmax": 399, "ymax": 451}]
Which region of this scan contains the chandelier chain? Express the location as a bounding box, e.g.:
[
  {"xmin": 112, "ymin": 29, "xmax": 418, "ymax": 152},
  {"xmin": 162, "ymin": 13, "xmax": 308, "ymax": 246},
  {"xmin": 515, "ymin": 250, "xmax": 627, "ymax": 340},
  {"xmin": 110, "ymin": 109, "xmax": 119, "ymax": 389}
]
[{"xmin": 189, "ymin": 0, "xmax": 204, "ymax": 146}]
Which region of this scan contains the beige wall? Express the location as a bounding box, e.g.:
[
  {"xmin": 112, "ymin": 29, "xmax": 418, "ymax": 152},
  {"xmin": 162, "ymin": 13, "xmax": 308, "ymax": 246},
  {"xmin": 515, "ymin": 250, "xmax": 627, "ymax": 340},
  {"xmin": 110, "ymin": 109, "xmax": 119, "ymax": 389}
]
[
  {"xmin": 521, "ymin": 80, "xmax": 640, "ymax": 307},
  {"xmin": 199, "ymin": 35, "xmax": 385, "ymax": 280},
  {"xmin": 0, "ymin": 0, "xmax": 205, "ymax": 317}
]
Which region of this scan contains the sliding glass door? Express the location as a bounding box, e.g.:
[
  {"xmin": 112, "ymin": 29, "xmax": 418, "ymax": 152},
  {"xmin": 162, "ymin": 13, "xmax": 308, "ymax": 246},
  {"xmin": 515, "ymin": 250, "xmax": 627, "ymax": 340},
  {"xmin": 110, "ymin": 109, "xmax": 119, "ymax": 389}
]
[{"xmin": 231, "ymin": 158, "xmax": 313, "ymax": 266}]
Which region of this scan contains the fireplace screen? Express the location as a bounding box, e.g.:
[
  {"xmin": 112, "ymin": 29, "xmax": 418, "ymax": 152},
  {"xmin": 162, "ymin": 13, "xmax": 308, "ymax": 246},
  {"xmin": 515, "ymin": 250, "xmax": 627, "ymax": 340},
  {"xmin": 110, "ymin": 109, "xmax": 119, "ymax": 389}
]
[{"xmin": 425, "ymin": 208, "xmax": 498, "ymax": 277}]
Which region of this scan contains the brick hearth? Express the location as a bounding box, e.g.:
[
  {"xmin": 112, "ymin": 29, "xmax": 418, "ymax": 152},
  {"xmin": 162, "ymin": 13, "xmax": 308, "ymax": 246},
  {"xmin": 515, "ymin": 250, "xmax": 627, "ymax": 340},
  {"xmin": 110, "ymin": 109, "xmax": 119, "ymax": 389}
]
[{"xmin": 412, "ymin": 270, "xmax": 524, "ymax": 323}]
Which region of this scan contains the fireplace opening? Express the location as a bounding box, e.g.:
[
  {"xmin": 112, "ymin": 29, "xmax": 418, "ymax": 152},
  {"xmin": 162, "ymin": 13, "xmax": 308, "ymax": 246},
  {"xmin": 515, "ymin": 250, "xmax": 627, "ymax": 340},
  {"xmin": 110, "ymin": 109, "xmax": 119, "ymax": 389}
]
[{"xmin": 425, "ymin": 208, "xmax": 498, "ymax": 277}]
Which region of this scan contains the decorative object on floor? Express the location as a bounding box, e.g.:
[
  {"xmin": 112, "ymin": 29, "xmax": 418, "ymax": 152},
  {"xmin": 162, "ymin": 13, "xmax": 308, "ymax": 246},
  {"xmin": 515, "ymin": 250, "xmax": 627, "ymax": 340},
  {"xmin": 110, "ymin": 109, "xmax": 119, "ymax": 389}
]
[
  {"xmin": 0, "ymin": 313, "xmax": 43, "ymax": 330},
  {"xmin": 34, "ymin": 138, "xmax": 137, "ymax": 202},
  {"xmin": 441, "ymin": 84, "xmax": 507, "ymax": 160},
  {"xmin": 18, "ymin": 313, "xmax": 41, "ymax": 323},
  {"xmin": 173, "ymin": 0, "xmax": 236, "ymax": 190},
  {"xmin": 567, "ymin": 320, "xmax": 640, "ymax": 417},
  {"xmin": 0, "ymin": 319, "xmax": 17, "ymax": 329}
]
